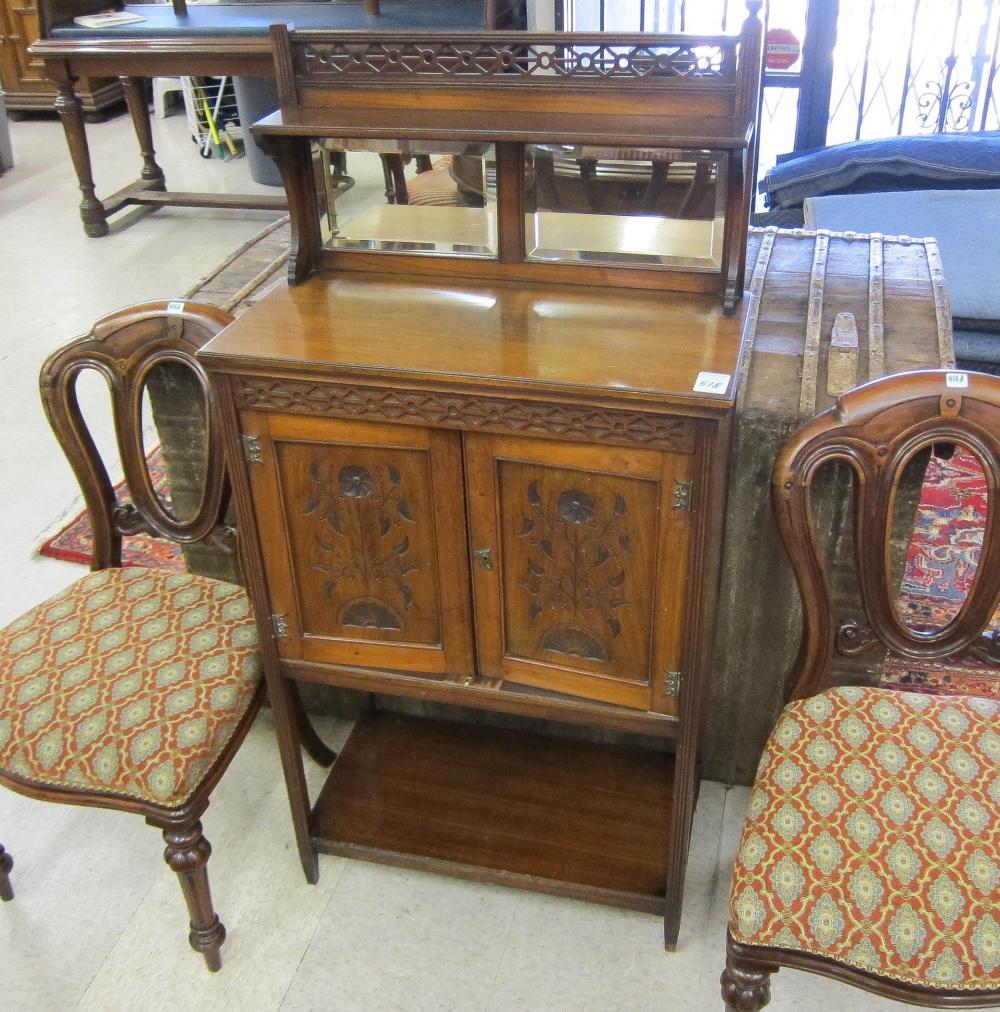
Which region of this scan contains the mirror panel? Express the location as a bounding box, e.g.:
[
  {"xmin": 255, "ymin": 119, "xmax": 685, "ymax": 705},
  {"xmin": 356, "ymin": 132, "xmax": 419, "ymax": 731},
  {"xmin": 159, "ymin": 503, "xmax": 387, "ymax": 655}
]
[
  {"xmin": 524, "ymin": 144, "xmax": 727, "ymax": 269},
  {"xmin": 317, "ymin": 139, "xmax": 497, "ymax": 258},
  {"xmin": 891, "ymin": 442, "xmax": 989, "ymax": 635}
]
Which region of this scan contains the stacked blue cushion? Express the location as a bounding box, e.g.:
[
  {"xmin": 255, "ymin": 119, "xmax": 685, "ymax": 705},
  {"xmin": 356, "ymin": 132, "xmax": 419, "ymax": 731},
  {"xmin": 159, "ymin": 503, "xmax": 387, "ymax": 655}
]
[{"xmin": 761, "ymin": 132, "xmax": 1000, "ymax": 209}]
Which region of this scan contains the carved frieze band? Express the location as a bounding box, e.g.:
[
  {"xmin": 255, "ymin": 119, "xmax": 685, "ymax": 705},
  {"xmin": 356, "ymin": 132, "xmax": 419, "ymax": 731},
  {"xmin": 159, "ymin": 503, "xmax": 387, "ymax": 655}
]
[
  {"xmin": 235, "ymin": 378, "xmax": 696, "ymax": 453},
  {"xmin": 300, "ymin": 38, "xmax": 731, "ymax": 84}
]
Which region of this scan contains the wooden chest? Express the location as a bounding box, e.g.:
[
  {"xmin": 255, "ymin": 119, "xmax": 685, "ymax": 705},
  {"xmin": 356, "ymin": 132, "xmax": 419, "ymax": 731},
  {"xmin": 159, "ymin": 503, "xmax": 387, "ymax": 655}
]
[{"xmin": 704, "ymin": 227, "xmax": 954, "ymax": 784}]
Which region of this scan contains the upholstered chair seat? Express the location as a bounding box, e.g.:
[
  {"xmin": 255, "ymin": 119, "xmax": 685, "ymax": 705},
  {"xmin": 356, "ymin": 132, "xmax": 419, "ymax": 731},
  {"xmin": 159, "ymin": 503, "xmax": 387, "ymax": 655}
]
[
  {"xmin": 730, "ymin": 685, "xmax": 999, "ymax": 993},
  {"xmin": 0, "ymin": 568, "xmax": 261, "ymax": 808}
]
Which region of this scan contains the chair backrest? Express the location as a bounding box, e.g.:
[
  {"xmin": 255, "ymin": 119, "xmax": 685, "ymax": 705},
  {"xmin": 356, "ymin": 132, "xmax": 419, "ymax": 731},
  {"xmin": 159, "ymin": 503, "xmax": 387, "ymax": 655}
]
[
  {"xmin": 39, "ymin": 301, "xmax": 235, "ymax": 570},
  {"xmin": 773, "ymin": 368, "xmax": 1000, "ymax": 702}
]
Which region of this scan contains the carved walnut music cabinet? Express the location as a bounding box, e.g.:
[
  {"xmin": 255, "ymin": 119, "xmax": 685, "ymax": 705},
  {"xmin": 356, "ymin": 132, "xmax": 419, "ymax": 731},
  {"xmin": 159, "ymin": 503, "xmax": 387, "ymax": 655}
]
[{"xmin": 198, "ymin": 13, "xmax": 763, "ymax": 948}]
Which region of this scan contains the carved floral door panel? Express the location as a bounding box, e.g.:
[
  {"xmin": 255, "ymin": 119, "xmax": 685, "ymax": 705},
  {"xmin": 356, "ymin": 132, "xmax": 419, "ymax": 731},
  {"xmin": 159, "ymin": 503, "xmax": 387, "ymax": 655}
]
[
  {"xmin": 465, "ymin": 434, "xmax": 692, "ymax": 714},
  {"xmin": 242, "ymin": 412, "xmax": 474, "ymax": 678}
]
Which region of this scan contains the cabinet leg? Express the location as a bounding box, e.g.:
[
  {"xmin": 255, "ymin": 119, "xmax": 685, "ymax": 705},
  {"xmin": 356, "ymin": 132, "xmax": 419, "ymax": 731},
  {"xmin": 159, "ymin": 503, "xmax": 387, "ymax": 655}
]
[
  {"xmin": 121, "ymin": 76, "xmax": 166, "ymax": 187},
  {"xmin": 266, "ymin": 669, "xmax": 320, "ymax": 883},
  {"xmin": 53, "ymin": 71, "xmax": 108, "ymax": 238}
]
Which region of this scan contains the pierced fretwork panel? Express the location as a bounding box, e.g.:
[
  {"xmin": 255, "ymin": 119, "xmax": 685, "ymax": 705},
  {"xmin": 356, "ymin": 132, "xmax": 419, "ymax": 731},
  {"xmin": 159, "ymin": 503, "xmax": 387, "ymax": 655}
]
[{"xmin": 298, "ymin": 36, "xmax": 734, "ymax": 85}]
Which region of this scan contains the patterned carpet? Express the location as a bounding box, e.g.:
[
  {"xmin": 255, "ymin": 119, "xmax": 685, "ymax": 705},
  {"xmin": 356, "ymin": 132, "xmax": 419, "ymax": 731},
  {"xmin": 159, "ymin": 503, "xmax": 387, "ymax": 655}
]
[{"xmin": 39, "ymin": 448, "xmax": 182, "ymax": 569}]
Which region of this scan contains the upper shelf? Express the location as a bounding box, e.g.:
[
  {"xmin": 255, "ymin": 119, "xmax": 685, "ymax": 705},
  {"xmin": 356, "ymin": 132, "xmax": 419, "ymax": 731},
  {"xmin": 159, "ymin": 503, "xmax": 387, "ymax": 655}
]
[
  {"xmin": 254, "ymin": 107, "xmax": 753, "ymax": 151},
  {"xmin": 252, "ymin": 19, "xmax": 764, "ymax": 309},
  {"xmin": 259, "ymin": 29, "xmax": 760, "ymax": 150},
  {"xmin": 198, "ymin": 271, "xmax": 751, "ymax": 412}
]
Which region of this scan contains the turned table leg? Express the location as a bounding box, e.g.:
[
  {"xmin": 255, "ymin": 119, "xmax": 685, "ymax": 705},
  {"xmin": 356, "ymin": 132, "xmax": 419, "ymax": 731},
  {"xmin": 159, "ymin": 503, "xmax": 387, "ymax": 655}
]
[
  {"xmin": 162, "ymin": 820, "xmax": 226, "ymax": 971},
  {"xmin": 121, "ymin": 76, "xmax": 166, "ymax": 188},
  {"xmin": 53, "ymin": 68, "xmax": 108, "ymax": 238}
]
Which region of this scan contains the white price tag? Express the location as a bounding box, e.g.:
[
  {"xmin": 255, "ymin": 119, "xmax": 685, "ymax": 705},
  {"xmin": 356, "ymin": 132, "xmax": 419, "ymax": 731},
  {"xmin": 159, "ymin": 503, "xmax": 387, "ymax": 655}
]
[
  {"xmin": 692, "ymin": 371, "xmax": 731, "ymax": 395},
  {"xmin": 946, "ymin": 372, "xmax": 969, "ymax": 389},
  {"xmin": 166, "ymin": 300, "xmax": 186, "ymax": 314}
]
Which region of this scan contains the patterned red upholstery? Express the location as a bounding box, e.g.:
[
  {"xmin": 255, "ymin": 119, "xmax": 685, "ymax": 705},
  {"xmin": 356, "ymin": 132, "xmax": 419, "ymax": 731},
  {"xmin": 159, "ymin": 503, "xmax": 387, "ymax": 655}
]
[
  {"xmin": 729, "ymin": 686, "xmax": 1000, "ymax": 991},
  {"xmin": 0, "ymin": 568, "xmax": 261, "ymax": 808}
]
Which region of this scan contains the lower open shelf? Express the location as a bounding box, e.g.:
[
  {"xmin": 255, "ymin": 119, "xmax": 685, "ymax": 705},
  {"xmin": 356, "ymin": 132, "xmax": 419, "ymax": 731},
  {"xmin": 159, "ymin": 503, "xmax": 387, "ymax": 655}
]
[{"xmin": 311, "ymin": 713, "xmax": 675, "ymax": 913}]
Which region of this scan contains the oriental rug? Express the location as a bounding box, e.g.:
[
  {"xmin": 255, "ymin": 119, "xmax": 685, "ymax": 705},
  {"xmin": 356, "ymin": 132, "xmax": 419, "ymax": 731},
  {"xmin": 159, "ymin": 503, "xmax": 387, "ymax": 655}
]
[{"xmin": 881, "ymin": 446, "xmax": 999, "ymax": 699}]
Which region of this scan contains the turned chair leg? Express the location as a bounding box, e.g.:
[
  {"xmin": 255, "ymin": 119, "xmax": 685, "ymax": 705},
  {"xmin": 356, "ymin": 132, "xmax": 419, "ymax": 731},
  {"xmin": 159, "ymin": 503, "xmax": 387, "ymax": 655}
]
[
  {"xmin": 162, "ymin": 821, "xmax": 226, "ymax": 971},
  {"xmin": 0, "ymin": 842, "xmax": 13, "ymax": 901},
  {"xmin": 720, "ymin": 946, "xmax": 777, "ymax": 1011}
]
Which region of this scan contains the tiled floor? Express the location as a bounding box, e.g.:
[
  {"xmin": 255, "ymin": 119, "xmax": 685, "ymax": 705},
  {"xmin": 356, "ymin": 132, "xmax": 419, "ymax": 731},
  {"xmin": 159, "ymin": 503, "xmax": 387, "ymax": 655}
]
[{"xmin": 1, "ymin": 108, "xmax": 921, "ymax": 1011}]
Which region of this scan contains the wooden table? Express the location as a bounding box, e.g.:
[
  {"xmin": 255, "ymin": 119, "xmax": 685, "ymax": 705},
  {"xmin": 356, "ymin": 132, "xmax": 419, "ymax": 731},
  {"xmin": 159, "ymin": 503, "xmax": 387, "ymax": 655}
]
[{"xmin": 29, "ymin": 0, "xmax": 492, "ymax": 236}]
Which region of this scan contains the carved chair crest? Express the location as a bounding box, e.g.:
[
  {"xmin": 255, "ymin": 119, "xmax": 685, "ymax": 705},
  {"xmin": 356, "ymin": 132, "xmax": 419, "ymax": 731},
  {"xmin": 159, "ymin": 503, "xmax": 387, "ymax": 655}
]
[
  {"xmin": 39, "ymin": 301, "xmax": 235, "ymax": 570},
  {"xmin": 772, "ymin": 369, "xmax": 1000, "ymax": 701}
]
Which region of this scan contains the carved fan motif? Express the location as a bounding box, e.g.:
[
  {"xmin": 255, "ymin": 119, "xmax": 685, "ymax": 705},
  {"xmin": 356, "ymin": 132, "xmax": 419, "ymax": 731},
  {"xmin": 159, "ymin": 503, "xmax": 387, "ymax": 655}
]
[
  {"xmin": 517, "ymin": 480, "xmax": 634, "ymax": 663},
  {"xmin": 300, "ymin": 460, "xmax": 421, "ymax": 630}
]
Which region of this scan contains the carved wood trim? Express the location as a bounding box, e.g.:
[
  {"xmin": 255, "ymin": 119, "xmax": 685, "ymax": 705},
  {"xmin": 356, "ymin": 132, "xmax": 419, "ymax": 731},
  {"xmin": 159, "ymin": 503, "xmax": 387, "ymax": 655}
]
[
  {"xmin": 293, "ymin": 33, "xmax": 738, "ymax": 88},
  {"xmin": 39, "ymin": 301, "xmax": 236, "ymax": 568},
  {"xmin": 773, "ymin": 369, "xmax": 1000, "ymax": 701},
  {"xmin": 233, "ymin": 377, "xmax": 697, "ymax": 453}
]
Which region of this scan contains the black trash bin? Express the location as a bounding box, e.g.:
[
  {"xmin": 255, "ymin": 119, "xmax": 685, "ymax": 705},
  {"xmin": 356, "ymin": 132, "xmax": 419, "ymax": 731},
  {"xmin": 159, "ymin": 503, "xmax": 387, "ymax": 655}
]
[{"xmin": 232, "ymin": 76, "xmax": 282, "ymax": 187}]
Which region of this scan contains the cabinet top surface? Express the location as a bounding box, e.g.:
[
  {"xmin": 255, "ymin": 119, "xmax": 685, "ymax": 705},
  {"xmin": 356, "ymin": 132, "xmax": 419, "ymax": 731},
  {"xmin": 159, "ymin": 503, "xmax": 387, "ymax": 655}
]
[{"xmin": 200, "ymin": 273, "xmax": 749, "ymax": 409}]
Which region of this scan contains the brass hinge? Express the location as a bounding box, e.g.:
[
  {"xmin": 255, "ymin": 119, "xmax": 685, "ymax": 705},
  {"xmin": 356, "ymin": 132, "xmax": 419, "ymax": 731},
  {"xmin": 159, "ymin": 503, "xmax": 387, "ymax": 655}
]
[
  {"xmin": 664, "ymin": 671, "xmax": 681, "ymax": 696},
  {"xmin": 271, "ymin": 613, "xmax": 289, "ymax": 639},
  {"xmin": 242, "ymin": 433, "xmax": 262, "ymax": 464},
  {"xmin": 672, "ymin": 479, "xmax": 693, "ymax": 511}
]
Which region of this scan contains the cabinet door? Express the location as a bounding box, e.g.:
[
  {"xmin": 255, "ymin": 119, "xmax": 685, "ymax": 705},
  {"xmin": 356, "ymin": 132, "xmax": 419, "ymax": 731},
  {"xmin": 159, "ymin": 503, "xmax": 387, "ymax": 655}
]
[
  {"xmin": 243, "ymin": 412, "xmax": 474, "ymax": 679},
  {"xmin": 0, "ymin": 0, "xmax": 46, "ymax": 94},
  {"xmin": 466, "ymin": 434, "xmax": 692, "ymax": 714}
]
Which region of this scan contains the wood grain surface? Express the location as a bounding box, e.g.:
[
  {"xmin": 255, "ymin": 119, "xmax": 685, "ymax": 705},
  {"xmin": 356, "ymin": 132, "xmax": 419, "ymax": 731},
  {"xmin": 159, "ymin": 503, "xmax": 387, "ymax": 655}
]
[{"xmin": 312, "ymin": 712, "xmax": 675, "ymax": 910}]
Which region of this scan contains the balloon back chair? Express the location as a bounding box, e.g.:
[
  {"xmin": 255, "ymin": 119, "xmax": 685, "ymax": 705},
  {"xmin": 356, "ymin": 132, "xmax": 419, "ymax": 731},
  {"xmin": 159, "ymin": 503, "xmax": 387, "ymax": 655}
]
[
  {"xmin": 0, "ymin": 302, "xmax": 265, "ymax": 971},
  {"xmin": 722, "ymin": 370, "xmax": 1000, "ymax": 1009}
]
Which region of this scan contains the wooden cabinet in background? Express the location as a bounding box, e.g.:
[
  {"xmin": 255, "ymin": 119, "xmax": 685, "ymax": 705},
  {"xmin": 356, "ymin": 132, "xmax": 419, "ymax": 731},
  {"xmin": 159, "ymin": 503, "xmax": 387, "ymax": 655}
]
[{"xmin": 0, "ymin": 0, "xmax": 119, "ymax": 115}]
